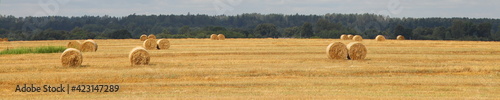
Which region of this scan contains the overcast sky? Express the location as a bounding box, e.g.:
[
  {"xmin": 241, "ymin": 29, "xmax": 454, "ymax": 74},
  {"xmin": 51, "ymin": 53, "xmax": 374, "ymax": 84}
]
[{"xmin": 0, "ymin": 0, "xmax": 499, "ymax": 18}]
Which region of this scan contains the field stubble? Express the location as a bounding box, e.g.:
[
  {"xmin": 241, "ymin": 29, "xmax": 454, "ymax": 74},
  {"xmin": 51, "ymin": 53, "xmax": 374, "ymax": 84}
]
[{"xmin": 0, "ymin": 39, "xmax": 499, "ymax": 99}]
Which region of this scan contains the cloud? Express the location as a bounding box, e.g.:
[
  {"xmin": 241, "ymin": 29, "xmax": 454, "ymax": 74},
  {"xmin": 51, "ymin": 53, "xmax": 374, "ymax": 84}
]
[{"xmin": 0, "ymin": 0, "xmax": 499, "ymax": 18}]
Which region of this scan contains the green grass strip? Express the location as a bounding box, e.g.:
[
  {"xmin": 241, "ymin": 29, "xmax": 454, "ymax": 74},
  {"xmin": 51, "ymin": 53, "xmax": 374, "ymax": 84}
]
[{"xmin": 0, "ymin": 46, "xmax": 67, "ymax": 55}]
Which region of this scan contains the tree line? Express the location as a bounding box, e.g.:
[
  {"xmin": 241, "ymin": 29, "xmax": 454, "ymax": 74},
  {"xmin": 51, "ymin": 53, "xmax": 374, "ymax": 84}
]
[{"xmin": 0, "ymin": 13, "xmax": 499, "ymax": 41}]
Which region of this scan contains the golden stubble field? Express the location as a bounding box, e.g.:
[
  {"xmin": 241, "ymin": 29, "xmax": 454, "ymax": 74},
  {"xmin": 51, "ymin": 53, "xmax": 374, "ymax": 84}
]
[{"xmin": 0, "ymin": 38, "xmax": 499, "ymax": 99}]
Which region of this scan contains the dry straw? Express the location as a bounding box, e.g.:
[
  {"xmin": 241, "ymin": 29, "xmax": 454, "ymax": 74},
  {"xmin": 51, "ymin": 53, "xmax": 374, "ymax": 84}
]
[
  {"xmin": 218, "ymin": 34, "xmax": 225, "ymax": 40},
  {"xmin": 347, "ymin": 35, "xmax": 354, "ymax": 40},
  {"xmin": 143, "ymin": 39, "xmax": 158, "ymax": 50},
  {"xmin": 66, "ymin": 41, "xmax": 81, "ymax": 49},
  {"xmin": 340, "ymin": 34, "xmax": 349, "ymax": 40},
  {"xmin": 156, "ymin": 39, "xmax": 170, "ymax": 50},
  {"xmin": 60, "ymin": 48, "xmax": 83, "ymax": 67},
  {"xmin": 80, "ymin": 40, "xmax": 98, "ymax": 52},
  {"xmin": 210, "ymin": 34, "xmax": 219, "ymax": 40},
  {"xmin": 140, "ymin": 34, "xmax": 148, "ymax": 41},
  {"xmin": 129, "ymin": 47, "xmax": 150, "ymax": 66},
  {"xmin": 346, "ymin": 42, "xmax": 367, "ymax": 60},
  {"xmin": 353, "ymin": 35, "xmax": 363, "ymax": 41},
  {"xmin": 148, "ymin": 34, "xmax": 156, "ymax": 39},
  {"xmin": 326, "ymin": 42, "xmax": 348, "ymax": 59},
  {"xmin": 375, "ymin": 35, "xmax": 386, "ymax": 41},
  {"xmin": 397, "ymin": 35, "xmax": 405, "ymax": 40}
]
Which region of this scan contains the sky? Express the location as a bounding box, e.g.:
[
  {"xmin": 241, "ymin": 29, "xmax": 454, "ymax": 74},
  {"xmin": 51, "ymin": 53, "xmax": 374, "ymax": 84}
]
[{"xmin": 0, "ymin": 0, "xmax": 499, "ymax": 18}]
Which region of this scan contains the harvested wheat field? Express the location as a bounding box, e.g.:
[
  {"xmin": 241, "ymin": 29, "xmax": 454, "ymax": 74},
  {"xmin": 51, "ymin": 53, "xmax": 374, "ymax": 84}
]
[{"xmin": 0, "ymin": 39, "xmax": 499, "ymax": 99}]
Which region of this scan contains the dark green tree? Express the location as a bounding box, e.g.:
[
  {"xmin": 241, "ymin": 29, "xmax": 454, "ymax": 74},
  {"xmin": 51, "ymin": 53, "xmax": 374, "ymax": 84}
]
[
  {"xmin": 477, "ymin": 22, "xmax": 492, "ymax": 37},
  {"xmin": 179, "ymin": 26, "xmax": 191, "ymax": 34},
  {"xmin": 254, "ymin": 23, "xmax": 278, "ymax": 38},
  {"xmin": 108, "ymin": 29, "xmax": 132, "ymax": 39},
  {"xmin": 301, "ymin": 22, "xmax": 313, "ymax": 38},
  {"xmin": 315, "ymin": 19, "xmax": 331, "ymax": 32},
  {"xmin": 394, "ymin": 24, "xmax": 411, "ymax": 38},
  {"xmin": 70, "ymin": 27, "xmax": 96, "ymax": 39},
  {"xmin": 450, "ymin": 20, "xmax": 466, "ymax": 38},
  {"xmin": 283, "ymin": 26, "xmax": 301, "ymax": 37},
  {"xmin": 2, "ymin": 13, "xmax": 500, "ymax": 41},
  {"xmin": 432, "ymin": 26, "xmax": 447, "ymax": 40}
]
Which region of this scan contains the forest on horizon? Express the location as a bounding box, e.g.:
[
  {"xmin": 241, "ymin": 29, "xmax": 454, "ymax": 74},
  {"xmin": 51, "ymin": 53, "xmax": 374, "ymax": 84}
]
[{"xmin": 1, "ymin": 13, "xmax": 500, "ymax": 41}]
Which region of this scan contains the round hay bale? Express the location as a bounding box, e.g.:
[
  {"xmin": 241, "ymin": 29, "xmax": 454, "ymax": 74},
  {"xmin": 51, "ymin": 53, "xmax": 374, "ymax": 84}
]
[
  {"xmin": 156, "ymin": 39, "xmax": 170, "ymax": 50},
  {"xmin": 3, "ymin": 38, "xmax": 8, "ymax": 42},
  {"xmin": 148, "ymin": 34, "xmax": 156, "ymax": 39},
  {"xmin": 60, "ymin": 48, "xmax": 83, "ymax": 67},
  {"xmin": 353, "ymin": 35, "xmax": 363, "ymax": 41},
  {"xmin": 326, "ymin": 42, "xmax": 348, "ymax": 59},
  {"xmin": 347, "ymin": 35, "xmax": 354, "ymax": 40},
  {"xmin": 66, "ymin": 41, "xmax": 81, "ymax": 49},
  {"xmin": 346, "ymin": 42, "xmax": 367, "ymax": 60},
  {"xmin": 129, "ymin": 47, "xmax": 150, "ymax": 66},
  {"xmin": 0, "ymin": 38, "xmax": 3, "ymax": 42},
  {"xmin": 340, "ymin": 34, "xmax": 349, "ymax": 40},
  {"xmin": 143, "ymin": 39, "xmax": 158, "ymax": 50},
  {"xmin": 210, "ymin": 34, "xmax": 219, "ymax": 40},
  {"xmin": 140, "ymin": 34, "xmax": 148, "ymax": 41},
  {"xmin": 375, "ymin": 35, "xmax": 386, "ymax": 41},
  {"xmin": 80, "ymin": 40, "xmax": 98, "ymax": 52},
  {"xmin": 218, "ymin": 34, "xmax": 225, "ymax": 40},
  {"xmin": 397, "ymin": 35, "xmax": 405, "ymax": 40}
]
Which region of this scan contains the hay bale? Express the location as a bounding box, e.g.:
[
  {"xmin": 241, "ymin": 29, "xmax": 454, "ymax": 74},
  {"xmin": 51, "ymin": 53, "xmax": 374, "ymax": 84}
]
[
  {"xmin": 148, "ymin": 34, "xmax": 156, "ymax": 39},
  {"xmin": 346, "ymin": 42, "xmax": 367, "ymax": 60},
  {"xmin": 326, "ymin": 42, "xmax": 348, "ymax": 59},
  {"xmin": 353, "ymin": 35, "xmax": 363, "ymax": 41},
  {"xmin": 210, "ymin": 34, "xmax": 219, "ymax": 40},
  {"xmin": 218, "ymin": 34, "xmax": 225, "ymax": 40},
  {"xmin": 347, "ymin": 35, "xmax": 354, "ymax": 40},
  {"xmin": 60, "ymin": 48, "xmax": 83, "ymax": 67},
  {"xmin": 129, "ymin": 47, "xmax": 150, "ymax": 66},
  {"xmin": 3, "ymin": 38, "xmax": 8, "ymax": 42},
  {"xmin": 0, "ymin": 38, "xmax": 3, "ymax": 42},
  {"xmin": 397, "ymin": 35, "xmax": 405, "ymax": 40},
  {"xmin": 340, "ymin": 34, "xmax": 349, "ymax": 40},
  {"xmin": 143, "ymin": 39, "xmax": 158, "ymax": 50},
  {"xmin": 66, "ymin": 41, "xmax": 81, "ymax": 49},
  {"xmin": 156, "ymin": 39, "xmax": 170, "ymax": 50},
  {"xmin": 375, "ymin": 35, "xmax": 386, "ymax": 41},
  {"xmin": 80, "ymin": 40, "xmax": 98, "ymax": 52},
  {"xmin": 140, "ymin": 34, "xmax": 148, "ymax": 41}
]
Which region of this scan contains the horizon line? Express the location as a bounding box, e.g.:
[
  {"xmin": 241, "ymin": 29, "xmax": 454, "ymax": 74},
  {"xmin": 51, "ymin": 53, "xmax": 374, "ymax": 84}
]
[{"xmin": 1, "ymin": 13, "xmax": 499, "ymax": 19}]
